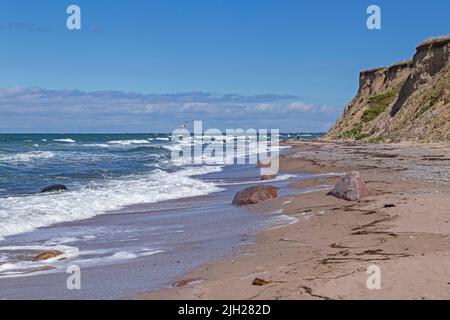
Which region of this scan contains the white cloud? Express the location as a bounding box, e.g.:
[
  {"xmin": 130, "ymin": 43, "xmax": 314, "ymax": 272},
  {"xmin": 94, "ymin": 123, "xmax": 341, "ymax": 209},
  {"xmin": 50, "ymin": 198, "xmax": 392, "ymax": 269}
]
[{"xmin": 0, "ymin": 87, "xmax": 342, "ymax": 132}]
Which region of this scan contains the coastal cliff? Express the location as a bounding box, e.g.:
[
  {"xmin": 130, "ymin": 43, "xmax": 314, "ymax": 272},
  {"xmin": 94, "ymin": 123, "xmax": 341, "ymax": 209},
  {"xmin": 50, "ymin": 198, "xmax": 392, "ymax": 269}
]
[{"xmin": 324, "ymin": 36, "xmax": 450, "ymax": 142}]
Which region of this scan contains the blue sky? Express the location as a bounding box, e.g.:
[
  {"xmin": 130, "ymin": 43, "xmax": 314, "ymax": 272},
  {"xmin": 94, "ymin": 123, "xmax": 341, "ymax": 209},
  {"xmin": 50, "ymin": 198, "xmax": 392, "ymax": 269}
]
[{"xmin": 1, "ymin": 0, "xmax": 449, "ymax": 133}]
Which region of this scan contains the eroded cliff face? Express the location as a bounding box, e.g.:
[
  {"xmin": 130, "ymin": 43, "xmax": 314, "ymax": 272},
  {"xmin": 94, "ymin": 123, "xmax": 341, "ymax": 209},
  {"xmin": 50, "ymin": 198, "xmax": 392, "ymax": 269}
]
[{"xmin": 324, "ymin": 36, "xmax": 450, "ymax": 143}]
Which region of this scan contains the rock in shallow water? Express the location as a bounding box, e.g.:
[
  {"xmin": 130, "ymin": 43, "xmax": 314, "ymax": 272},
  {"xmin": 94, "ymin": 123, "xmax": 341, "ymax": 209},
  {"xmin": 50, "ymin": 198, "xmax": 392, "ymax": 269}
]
[
  {"xmin": 327, "ymin": 171, "xmax": 370, "ymax": 201},
  {"xmin": 33, "ymin": 250, "xmax": 63, "ymax": 262},
  {"xmin": 232, "ymin": 185, "xmax": 278, "ymax": 206},
  {"xmin": 40, "ymin": 184, "xmax": 68, "ymax": 193}
]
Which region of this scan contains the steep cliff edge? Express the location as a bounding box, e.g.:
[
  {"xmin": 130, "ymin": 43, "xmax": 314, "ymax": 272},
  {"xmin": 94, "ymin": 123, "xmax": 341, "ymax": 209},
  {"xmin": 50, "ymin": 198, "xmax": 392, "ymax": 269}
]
[{"xmin": 324, "ymin": 36, "xmax": 450, "ymax": 142}]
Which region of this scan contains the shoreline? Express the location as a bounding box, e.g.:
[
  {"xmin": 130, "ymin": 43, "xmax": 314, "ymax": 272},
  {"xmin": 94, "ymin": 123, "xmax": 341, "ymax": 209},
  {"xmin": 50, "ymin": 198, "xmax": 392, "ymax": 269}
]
[
  {"xmin": 138, "ymin": 140, "xmax": 450, "ymax": 300},
  {"xmin": 0, "ymin": 155, "xmax": 298, "ymax": 299}
]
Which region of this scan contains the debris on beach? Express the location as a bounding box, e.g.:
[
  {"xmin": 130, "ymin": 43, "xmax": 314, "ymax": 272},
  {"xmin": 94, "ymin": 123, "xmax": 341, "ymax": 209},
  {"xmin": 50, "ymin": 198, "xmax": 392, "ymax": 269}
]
[
  {"xmin": 252, "ymin": 278, "xmax": 272, "ymax": 286},
  {"xmin": 173, "ymin": 278, "xmax": 204, "ymax": 288}
]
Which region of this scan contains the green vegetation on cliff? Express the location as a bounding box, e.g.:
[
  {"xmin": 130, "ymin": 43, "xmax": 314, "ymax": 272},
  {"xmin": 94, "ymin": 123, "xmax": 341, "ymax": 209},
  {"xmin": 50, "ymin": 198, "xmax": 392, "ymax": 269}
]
[
  {"xmin": 324, "ymin": 36, "xmax": 450, "ymax": 143},
  {"xmin": 338, "ymin": 125, "xmax": 369, "ymax": 140},
  {"xmin": 415, "ymin": 87, "xmax": 444, "ymax": 119},
  {"xmin": 362, "ymin": 90, "xmax": 398, "ymax": 123}
]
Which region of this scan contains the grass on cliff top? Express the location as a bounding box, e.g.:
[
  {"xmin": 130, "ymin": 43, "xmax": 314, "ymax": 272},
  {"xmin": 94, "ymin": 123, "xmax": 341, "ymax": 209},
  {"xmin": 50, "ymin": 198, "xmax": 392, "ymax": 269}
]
[
  {"xmin": 362, "ymin": 90, "xmax": 398, "ymax": 123},
  {"xmin": 417, "ymin": 35, "xmax": 450, "ymax": 49}
]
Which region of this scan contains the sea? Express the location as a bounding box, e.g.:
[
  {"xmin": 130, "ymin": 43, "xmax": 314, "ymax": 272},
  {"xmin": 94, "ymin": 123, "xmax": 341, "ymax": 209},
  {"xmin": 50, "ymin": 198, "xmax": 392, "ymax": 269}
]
[{"xmin": 0, "ymin": 133, "xmax": 324, "ymax": 299}]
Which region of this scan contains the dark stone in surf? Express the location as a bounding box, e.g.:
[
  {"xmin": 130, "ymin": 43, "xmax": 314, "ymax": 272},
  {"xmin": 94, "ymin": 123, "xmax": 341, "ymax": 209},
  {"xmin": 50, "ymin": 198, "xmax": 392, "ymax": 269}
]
[{"xmin": 40, "ymin": 184, "xmax": 68, "ymax": 193}]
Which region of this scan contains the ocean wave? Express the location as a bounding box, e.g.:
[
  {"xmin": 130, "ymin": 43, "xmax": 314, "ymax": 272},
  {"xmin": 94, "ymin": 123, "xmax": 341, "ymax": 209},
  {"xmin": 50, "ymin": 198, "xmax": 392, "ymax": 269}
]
[
  {"xmin": 107, "ymin": 139, "xmax": 151, "ymax": 145},
  {"xmin": 0, "ymin": 167, "xmax": 224, "ymax": 239},
  {"xmin": 166, "ymin": 141, "xmax": 288, "ymax": 166},
  {"xmin": 0, "ymin": 151, "xmax": 55, "ymax": 165},
  {"xmin": 81, "ymin": 143, "xmax": 110, "ymax": 148},
  {"xmin": 53, "ymin": 138, "xmax": 76, "ymax": 143}
]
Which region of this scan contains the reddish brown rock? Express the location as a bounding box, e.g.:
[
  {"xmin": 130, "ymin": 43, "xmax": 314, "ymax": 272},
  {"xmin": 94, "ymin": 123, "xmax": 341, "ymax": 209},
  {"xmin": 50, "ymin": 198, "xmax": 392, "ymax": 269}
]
[
  {"xmin": 232, "ymin": 186, "xmax": 278, "ymax": 206},
  {"xmin": 327, "ymin": 172, "xmax": 370, "ymax": 201},
  {"xmin": 32, "ymin": 250, "xmax": 63, "ymax": 262}
]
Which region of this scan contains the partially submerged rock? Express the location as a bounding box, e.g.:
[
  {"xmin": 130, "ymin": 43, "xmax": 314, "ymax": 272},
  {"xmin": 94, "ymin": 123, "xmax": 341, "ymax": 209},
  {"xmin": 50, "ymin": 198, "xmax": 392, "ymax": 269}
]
[
  {"xmin": 33, "ymin": 250, "xmax": 63, "ymax": 262},
  {"xmin": 40, "ymin": 184, "xmax": 68, "ymax": 193},
  {"xmin": 232, "ymin": 186, "xmax": 278, "ymax": 206},
  {"xmin": 327, "ymin": 172, "xmax": 370, "ymax": 201}
]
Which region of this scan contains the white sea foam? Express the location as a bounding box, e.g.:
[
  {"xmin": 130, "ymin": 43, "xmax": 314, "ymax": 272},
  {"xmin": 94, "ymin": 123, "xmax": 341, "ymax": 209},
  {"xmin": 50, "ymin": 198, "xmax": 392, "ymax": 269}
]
[
  {"xmin": 110, "ymin": 251, "xmax": 138, "ymax": 260},
  {"xmin": 0, "ymin": 247, "xmax": 164, "ymax": 278},
  {"xmin": 0, "ymin": 167, "xmax": 224, "ymax": 239},
  {"xmin": 44, "ymin": 237, "xmax": 80, "ymax": 245},
  {"xmin": 0, "ymin": 244, "xmax": 79, "ymax": 259},
  {"xmin": 53, "ymin": 138, "xmax": 76, "ymax": 143},
  {"xmin": 107, "ymin": 139, "xmax": 150, "ymax": 145},
  {"xmin": 0, "ymin": 248, "xmax": 165, "ymax": 278},
  {"xmin": 0, "ymin": 244, "xmax": 80, "ymax": 278},
  {"xmin": 218, "ymin": 174, "xmax": 295, "ymax": 186},
  {"xmin": 0, "ymin": 244, "xmax": 80, "ymax": 273},
  {"xmin": 267, "ymin": 215, "xmax": 299, "ymax": 230},
  {"xmin": 79, "ymin": 249, "xmax": 164, "ymax": 265},
  {"xmin": 81, "ymin": 143, "xmax": 110, "ymax": 148},
  {"xmin": 0, "ymin": 151, "xmax": 55, "ymax": 164},
  {"xmin": 167, "ymin": 139, "xmax": 290, "ymax": 166}
]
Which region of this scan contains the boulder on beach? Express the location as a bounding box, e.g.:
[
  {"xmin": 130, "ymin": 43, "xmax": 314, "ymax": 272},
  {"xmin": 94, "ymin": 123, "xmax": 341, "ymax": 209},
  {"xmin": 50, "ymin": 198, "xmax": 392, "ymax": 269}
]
[
  {"xmin": 40, "ymin": 184, "xmax": 68, "ymax": 193},
  {"xmin": 327, "ymin": 171, "xmax": 370, "ymax": 201},
  {"xmin": 261, "ymin": 174, "xmax": 277, "ymax": 181},
  {"xmin": 32, "ymin": 250, "xmax": 63, "ymax": 262},
  {"xmin": 232, "ymin": 185, "xmax": 278, "ymax": 206}
]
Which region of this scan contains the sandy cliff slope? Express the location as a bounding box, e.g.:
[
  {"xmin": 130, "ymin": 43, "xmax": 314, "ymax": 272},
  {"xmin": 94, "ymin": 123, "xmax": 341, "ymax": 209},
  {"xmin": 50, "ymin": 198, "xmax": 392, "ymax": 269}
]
[{"xmin": 324, "ymin": 36, "xmax": 450, "ymax": 143}]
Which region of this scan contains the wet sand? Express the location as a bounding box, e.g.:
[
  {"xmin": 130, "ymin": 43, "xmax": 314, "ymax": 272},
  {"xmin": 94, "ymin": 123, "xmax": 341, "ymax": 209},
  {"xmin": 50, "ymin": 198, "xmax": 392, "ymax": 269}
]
[{"xmin": 139, "ymin": 141, "xmax": 450, "ymax": 300}]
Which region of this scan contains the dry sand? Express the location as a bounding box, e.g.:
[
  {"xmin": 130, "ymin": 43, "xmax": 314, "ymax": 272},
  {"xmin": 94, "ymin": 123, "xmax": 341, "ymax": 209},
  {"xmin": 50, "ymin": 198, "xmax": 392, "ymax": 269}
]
[{"xmin": 138, "ymin": 141, "xmax": 450, "ymax": 300}]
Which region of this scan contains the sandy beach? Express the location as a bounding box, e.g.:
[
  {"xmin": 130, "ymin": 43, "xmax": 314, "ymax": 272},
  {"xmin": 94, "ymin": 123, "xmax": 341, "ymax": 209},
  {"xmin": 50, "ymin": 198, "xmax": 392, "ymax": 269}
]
[{"xmin": 139, "ymin": 141, "xmax": 450, "ymax": 300}]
